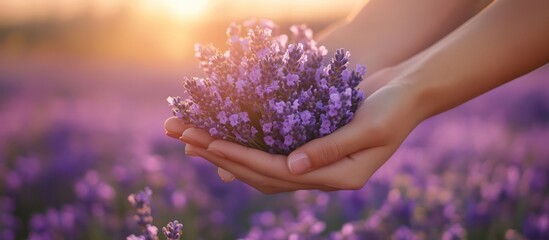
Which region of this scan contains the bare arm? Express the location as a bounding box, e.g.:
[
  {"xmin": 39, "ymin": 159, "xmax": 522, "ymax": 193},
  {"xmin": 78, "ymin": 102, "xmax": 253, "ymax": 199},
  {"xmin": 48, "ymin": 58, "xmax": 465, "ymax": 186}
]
[
  {"xmin": 318, "ymin": 0, "xmax": 492, "ymax": 77},
  {"xmin": 285, "ymin": 0, "xmax": 549, "ymax": 176},
  {"xmin": 165, "ymin": 0, "xmax": 549, "ymax": 192},
  {"xmin": 397, "ymin": 0, "xmax": 549, "ymax": 118}
]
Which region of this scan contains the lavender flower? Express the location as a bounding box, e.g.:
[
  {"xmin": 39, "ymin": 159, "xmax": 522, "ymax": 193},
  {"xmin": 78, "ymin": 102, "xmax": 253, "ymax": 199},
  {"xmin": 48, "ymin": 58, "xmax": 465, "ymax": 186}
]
[
  {"xmin": 168, "ymin": 19, "xmax": 366, "ymax": 154},
  {"xmin": 391, "ymin": 226, "xmax": 420, "ymax": 240},
  {"xmin": 243, "ymin": 209, "xmax": 326, "ymax": 239},
  {"xmin": 127, "ymin": 188, "xmax": 185, "ymax": 240},
  {"xmin": 442, "ymin": 224, "xmax": 466, "ymax": 240},
  {"xmin": 27, "ymin": 205, "xmax": 79, "ymax": 240},
  {"xmin": 2, "ymin": 14, "xmax": 548, "ymax": 240},
  {"xmin": 0, "ymin": 202, "xmax": 15, "ymax": 240},
  {"xmin": 127, "ymin": 187, "xmax": 158, "ymax": 240},
  {"xmin": 74, "ymin": 170, "xmax": 115, "ymax": 204},
  {"xmin": 162, "ymin": 220, "xmax": 183, "ymax": 240}
]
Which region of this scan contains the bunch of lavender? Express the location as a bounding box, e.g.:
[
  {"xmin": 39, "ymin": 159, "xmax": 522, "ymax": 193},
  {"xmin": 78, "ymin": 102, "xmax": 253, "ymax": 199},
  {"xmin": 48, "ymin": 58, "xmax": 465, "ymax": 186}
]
[{"xmin": 168, "ymin": 19, "xmax": 365, "ymax": 154}]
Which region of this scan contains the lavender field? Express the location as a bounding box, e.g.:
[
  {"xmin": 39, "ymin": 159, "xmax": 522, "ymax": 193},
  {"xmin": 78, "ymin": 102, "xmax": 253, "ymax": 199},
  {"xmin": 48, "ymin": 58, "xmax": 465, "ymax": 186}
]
[
  {"xmin": 1, "ymin": 53, "xmax": 548, "ymax": 239},
  {"xmin": 1, "ymin": 1, "xmax": 549, "ymax": 239}
]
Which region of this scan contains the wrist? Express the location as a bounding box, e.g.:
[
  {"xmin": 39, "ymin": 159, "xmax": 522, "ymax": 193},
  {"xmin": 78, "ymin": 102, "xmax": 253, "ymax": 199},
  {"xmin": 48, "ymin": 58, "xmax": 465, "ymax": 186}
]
[
  {"xmin": 360, "ymin": 66, "xmax": 432, "ymax": 129},
  {"xmin": 384, "ymin": 62, "xmax": 442, "ymax": 123},
  {"xmin": 389, "ymin": 51, "xmax": 459, "ymax": 121}
]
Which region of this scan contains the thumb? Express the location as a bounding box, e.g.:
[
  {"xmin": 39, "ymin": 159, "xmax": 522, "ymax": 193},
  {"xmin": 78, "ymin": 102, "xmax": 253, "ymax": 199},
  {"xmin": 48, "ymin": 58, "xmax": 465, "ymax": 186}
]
[{"xmin": 287, "ymin": 121, "xmax": 374, "ymax": 175}]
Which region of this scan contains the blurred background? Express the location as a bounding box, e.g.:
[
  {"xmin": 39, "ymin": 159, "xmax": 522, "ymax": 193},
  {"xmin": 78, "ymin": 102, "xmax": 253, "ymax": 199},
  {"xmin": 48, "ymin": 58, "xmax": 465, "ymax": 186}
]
[{"xmin": 1, "ymin": 0, "xmax": 548, "ymax": 239}]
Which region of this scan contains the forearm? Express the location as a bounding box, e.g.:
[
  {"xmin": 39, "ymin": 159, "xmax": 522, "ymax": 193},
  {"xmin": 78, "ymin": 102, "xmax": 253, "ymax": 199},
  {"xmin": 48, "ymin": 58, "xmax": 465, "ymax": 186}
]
[
  {"xmin": 398, "ymin": 0, "xmax": 549, "ymax": 118},
  {"xmin": 318, "ymin": 0, "xmax": 491, "ymax": 76}
]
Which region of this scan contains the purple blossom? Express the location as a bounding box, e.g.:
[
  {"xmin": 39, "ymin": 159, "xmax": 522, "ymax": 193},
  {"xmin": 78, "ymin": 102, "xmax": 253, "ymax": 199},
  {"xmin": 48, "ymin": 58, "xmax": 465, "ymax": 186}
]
[
  {"xmin": 442, "ymin": 224, "xmax": 466, "ymax": 240},
  {"xmin": 74, "ymin": 170, "xmax": 115, "ymax": 204},
  {"xmin": 168, "ymin": 19, "xmax": 366, "ymax": 154},
  {"xmin": 162, "ymin": 220, "xmax": 183, "ymax": 240},
  {"xmin": 286, "ymin": 74, "xmax": 299, "ymax": 86},
  {"xmin": 27, "ymin": 205, "xmax": 80, "ymax": 240},
  {"xmin": 3, "ymin": 12, "xmax": 548, "ymax": 240},
  {"xmin": 127, "ymin": 234, "xmax": 146, "ymax": 240},
  {"xmin": 264, "ymin": 136, "xmax": 275, "ymax": 146},
  {"xmin": 217, "ymin": 112, "xmax": 228, "ymax": 124},
  {"xmin": 392, "ymin": 226, "xmax": 420, "ymax": 240},
  {"xmin": 127, "ymin": 187, "xmax": 158, "ymax": 240}
]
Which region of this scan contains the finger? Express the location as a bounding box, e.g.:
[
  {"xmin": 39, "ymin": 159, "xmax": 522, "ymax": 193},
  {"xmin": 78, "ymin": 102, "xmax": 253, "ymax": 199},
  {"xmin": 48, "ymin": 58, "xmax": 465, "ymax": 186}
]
[
  {"xmin": 286, "ymin": 116, "xmax": 379, "ymax": 174},
  {"xmin": 180, "ymin": 128, "xmax": 216, "ymax": 149},
  {"xmin": 186, "ymin": 145, "xmax": 335, "ymax": 193},
  {"xmin": 185, "ymin": 144, "xmax": 199, "ymax": 156},
  {"xmin": 188, "ymin": 145, "xmax": 316, "ymax": 193},
  {"xmin": 217, "ymin": 167, "xmax": 235, "ymax": 183},
  {"xmin": 164, "ymin": 117, "xmax": 194, "ymax": 139},
  {"xmin": 207, "ymin": 138, "xmax": 390, "ymax": 190},
  {"xmin": 311, "ymin": 145, "xmax": 392, "ymax": 189},
  {"xmin": 291, "ymin": 82, "xmax": 423, "ymax": 174},
  {"xmin": 207, "ymin": 140, "xmax": 338, "ymax": 188},
  {"xmin": 286, "ymin": 83, "xmax": 409, "ymax": 175},
  {"xmin": 207, "ymin": 140, "xmax": 292, "ymax": 179}
]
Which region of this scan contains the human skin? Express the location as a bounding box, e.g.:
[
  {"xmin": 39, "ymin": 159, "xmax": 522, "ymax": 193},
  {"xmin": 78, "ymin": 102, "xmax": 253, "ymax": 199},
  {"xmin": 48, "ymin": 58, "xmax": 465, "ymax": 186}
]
[
  {"xmin": 165, "ymin": 0, "xmax": 549, "ymax": 193},
  {"xmin": 316, "ymin": 0, "xmax": 492, "ymax": 80}
]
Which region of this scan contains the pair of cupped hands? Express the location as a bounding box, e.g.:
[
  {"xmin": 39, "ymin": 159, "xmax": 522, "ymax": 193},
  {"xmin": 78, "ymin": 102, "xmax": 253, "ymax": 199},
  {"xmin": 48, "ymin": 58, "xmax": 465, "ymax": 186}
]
[{"xmin": 164, "ymin": 68, "xmax": 425, "ymax": 194}]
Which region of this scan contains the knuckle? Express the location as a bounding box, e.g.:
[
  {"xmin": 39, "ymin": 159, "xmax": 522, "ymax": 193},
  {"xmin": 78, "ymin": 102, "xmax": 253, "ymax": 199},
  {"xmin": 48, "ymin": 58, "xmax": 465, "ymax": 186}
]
[
  {"xmin": 315, "ymin": 141, "xmax": 342, "ymax": 167},
  {"xmin": 367, "ymin": 120, "xmax": 391, "ymax": 143}
]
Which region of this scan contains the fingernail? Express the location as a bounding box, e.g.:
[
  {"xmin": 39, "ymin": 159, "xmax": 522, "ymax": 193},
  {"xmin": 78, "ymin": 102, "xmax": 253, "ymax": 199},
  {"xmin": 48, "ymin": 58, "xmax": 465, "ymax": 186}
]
[
  {"xmin": 217, "ymin": 168, "xmax": 235, "ymax": 182},
  {"xmin": 288, "ymin": 152, "xmax": 311, "ymax": 174},
  {"xmin": 164, "ymin": 117, "xmax": 193, "ymax": 136},
  {"xmin": 185, "ymin": 149, "xmax": 198, "ymax": 156},
  {"xmin": 166, "ymin": 131, "xmax": 181, "ymax": 139},
  {"xmin": 179, "ymin": 135, "xmax": 200, "ymax": 146},
  {"xmin": 207, "ymin": 148, "xmax": 227, "ymax": 158}
]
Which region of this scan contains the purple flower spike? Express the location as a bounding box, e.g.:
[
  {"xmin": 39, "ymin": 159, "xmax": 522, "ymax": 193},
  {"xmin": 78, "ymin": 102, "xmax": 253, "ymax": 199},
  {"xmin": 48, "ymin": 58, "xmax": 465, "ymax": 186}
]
[
  {"xmin": 162, "ymin": 220, "xmax": 184, "ymax": 240},
  {"xmin": 168, "ymin": 19, "xmax": 366, "ymax": 154},
  {"xmin": 127, "ymin": 187, "xmax": 158, "ymax": 240}
]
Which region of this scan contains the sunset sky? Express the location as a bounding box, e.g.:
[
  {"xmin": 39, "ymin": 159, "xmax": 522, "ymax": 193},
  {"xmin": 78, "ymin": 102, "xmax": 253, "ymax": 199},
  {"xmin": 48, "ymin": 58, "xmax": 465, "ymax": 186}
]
[
  {"xmin": 0, "ymin": 0, "xmax": 362, "ymax": 64},
  {"xmin": 0, "ymin": 0, "xmax": 361, "ymax": 23}
]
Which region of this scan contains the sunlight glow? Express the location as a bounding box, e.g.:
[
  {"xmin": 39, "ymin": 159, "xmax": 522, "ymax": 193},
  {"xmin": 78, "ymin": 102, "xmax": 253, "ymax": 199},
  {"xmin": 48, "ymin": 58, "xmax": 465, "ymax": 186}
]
[
  {"xmin": 0, "ymin": 0, "xmax": 360, "ymax": 63},
  {"xmin": 137, "ymin": 0, "xmax": 210, "ymax": 21},
  {"xmin": 163, "ymin": 0, "xmax": 209, "ymax": 19}
]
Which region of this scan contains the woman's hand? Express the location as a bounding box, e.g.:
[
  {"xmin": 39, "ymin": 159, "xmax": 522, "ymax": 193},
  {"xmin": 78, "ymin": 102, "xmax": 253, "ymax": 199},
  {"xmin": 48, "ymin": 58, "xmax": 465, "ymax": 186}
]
[
  {"xmin": 165, "ymin": 69, "xmax": 429, "ymax": 193},
  {"xmin": 165, "ymin": 0, "xmax": 549, "ymax": 193}
]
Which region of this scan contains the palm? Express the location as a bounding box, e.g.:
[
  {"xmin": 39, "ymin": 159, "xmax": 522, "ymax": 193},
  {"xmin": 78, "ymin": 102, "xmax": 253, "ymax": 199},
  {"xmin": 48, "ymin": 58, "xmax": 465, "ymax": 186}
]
[{"xmin": 166, "ymin": 69, "xmax": 423, "ymax": 193}]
